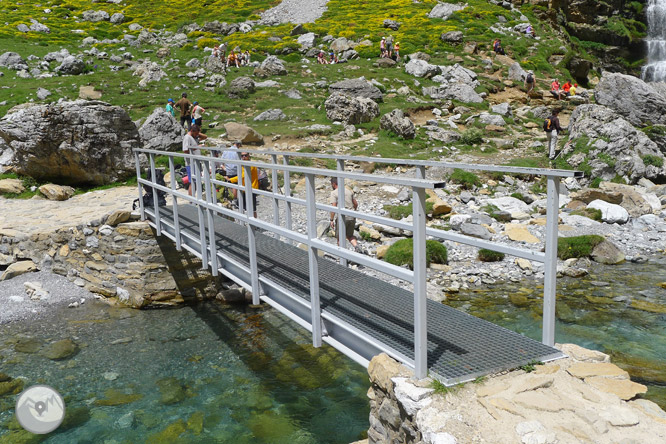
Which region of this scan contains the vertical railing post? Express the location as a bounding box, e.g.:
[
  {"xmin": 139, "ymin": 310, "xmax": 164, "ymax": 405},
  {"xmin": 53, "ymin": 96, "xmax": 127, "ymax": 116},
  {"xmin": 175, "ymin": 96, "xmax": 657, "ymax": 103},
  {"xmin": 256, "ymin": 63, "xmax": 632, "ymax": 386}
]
[
  {"xmin": 415, "ymin": 165, "xmax": 426, "ymax": 180},
  {"xmin": 134, "ymin": 151, "xmax": 145, "ymax": 221},
  {"xmin": 168, "ymin": 156, "xmax": 182, "ymax": 251},
  {"xmin": 283, "ymin": 155, "xmax": 293, "ymax": 243},
  {"xmin": 194, "ymin": 158, "xmax": 209, "ymax": 267},
  {"xmin": 271, "ymin": 154, "xmax": 280, "ymax": 229},
  {"xmin": 543, "ymin": 176, "xmax": 560, "ymax": 346},
  {"xmin": 149, "ymin": 153, "xmax": 161, "ymax": 236},
  {"xmin": 203, "ymin": 159, "xmax": 218, "ymax": 277},
  {"xmin": 244, "ymin": 164, "xmax": 261, "ymax": 305},
  {"xmin": 305, "ymin": 173, "xmax": 322, "ymax": 347},
  {"xmin": 336, "ymin": 159, "xmax": 348, "ymax": 266},
  {"xmin": 412, "ymin": 185, "xmax": 428, "ymax": 379}
]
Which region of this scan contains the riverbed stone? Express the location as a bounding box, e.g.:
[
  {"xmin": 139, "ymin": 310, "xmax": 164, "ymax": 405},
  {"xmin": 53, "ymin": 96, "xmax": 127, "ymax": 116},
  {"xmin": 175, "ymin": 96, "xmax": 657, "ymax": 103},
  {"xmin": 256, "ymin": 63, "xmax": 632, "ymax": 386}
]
[
  {"xmin": 157, "ymin": 377, "xmax": 188, "ymax": 405},
  {"xmin": 0, "ymin": 178, "xmax": 25, "ymax": 194},
  {"xmin": 567, "ymin": 362, "xmax": 629, "ymax": 379},
  {"xmin": 585, "ymin": 376, "xmax": 647, "ymax": 400},
  {"xmin": 591, "ymin": 240, "xmax": 626, "ymax": 265},
  {"xmin": 41, "ymin": 339, "xmax": 79, "ymax": 360},
  {"xmin": 39, "ymin": 184, "xmax": 75, "ymax": 201},
  {"xmin": 0, "ymin": 260, "xmax": 37, "ymax": 281},
  {"xmin": 588, "ymin": 200, "xmax": 629, "ymax": 224},
  {"xmin": 504, "ymin": 224, "xmax": 539, "ymax": 243}
]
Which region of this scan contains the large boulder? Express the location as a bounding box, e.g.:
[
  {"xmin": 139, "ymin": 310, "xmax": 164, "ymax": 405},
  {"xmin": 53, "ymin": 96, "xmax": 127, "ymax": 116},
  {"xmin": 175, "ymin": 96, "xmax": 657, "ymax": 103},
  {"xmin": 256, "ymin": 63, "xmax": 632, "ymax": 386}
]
[
  {"xmin": 428, "ymin": 3, "xmax": 466, "ymax": 20},
  {"xmin": 0, "ymin": 52, "xmax": 28, "ymax": 70},
  {"xmin": 82, "ymin": 10, "xmax": 110, "ymax": 22},
  {"xmin": 254, "ymin": 109, "xmax": 286, "ymax": 121},
  {"xmin": 139, "ymin": 108, "xmax": 185, "ymax": 151},
  {"xmin": 508, "ymin": 62, "xmax": 527, "ymax": 82},
  {"xmin": 0, "ymin": 100, "xmax": 141, "ymax": 185},
  {"xmin": 587, "ymin": 199, "xmax": 630, "ymax": 224},
  {"xmin": 422, "ymin": 84, "xmax": 483, "ymax": 103},
  {"xmin": 594, "ymin": 73, "xmax": 666, "ymax": 127},
  {"xmin": 204, "ymin": 55, "xmax": 226, "ymax": 73},
  {"xmin": 297, "ymin": 32, "xmax": 316, "ymax": 49},
  {"xmin": 405, "ymin": 59, "xmax": 440, "ymax": 78},
  {"xmin": 55, "ymin": 55, "xmax": 86, "ymax": 75},
  {"xmin": 380, "ymin": 109, "xmax": 415, "ymax": 139},
  {"xmin": 591, "ymin": 240, "xmax": 625, "ymax": 265},
  {"xmin": 227, "ymin": 76, "xmax": 255, "ymax": 98},
  {"xmin": 330, "ymin": 37, "xmax": 352, "ymax": 53},
  {"xmin": 324, "ymin": 92, "xmax": 380, "ymax": 125},
  {"xmin": 567, "ymin": 104, "xmax": 665, "ymax": 183},
  {"xmin": 223, "ymin": 122, "xmax": 264, "ymax": 145},
  {"xmin": 254, "ymin": 55, "xmax": 287, "ymax": 77},
  {"xmin": 328, "ymin": 77, "xmax": 383, "ymax": 102},
  {"xmin": 437, "ymin": 64, "xmax": 478, "ymax": 87}
]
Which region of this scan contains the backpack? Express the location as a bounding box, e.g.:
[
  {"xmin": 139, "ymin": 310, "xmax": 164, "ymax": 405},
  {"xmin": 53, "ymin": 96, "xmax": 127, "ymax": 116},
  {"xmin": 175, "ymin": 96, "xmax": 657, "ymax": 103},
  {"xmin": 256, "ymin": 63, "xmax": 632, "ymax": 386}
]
[
  {"xmin": 133, "ymin": 169, "xmax": 167, "ymax": 210},
  {"xmin": 526, "ymin": 73, "xmax": 534, "ymax": 83},
  {"xmin": 257, "ymin": 169, "xmax": 271, "ymax": 191},
  {"xmin": 543, "ymin": 117, "xmax": 553, "ymax": 132}
]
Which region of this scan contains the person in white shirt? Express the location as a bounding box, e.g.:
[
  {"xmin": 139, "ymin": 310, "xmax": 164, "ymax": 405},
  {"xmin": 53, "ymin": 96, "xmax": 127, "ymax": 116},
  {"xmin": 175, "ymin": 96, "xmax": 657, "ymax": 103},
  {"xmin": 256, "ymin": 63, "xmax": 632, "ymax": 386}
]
[{"xmin": 182, "ymin": 125, "xmax": 202, "ymax": 196}]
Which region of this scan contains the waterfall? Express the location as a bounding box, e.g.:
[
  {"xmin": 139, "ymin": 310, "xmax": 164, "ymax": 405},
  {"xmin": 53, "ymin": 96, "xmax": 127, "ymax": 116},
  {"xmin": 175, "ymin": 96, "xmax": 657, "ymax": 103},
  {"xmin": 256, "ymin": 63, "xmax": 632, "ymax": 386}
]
[{"xmin": 642, "ymin": 0, "xmax": 666, "ymax": 82}]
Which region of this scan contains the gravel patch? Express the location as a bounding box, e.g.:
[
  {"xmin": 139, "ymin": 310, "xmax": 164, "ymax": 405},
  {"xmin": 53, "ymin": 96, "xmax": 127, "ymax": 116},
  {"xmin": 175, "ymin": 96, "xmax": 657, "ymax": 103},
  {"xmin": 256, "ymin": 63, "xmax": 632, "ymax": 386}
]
[
  {"xmin": 0, "ymin": 271, "xmax": 95, "ymax": 324},
  {"xmin": 260, "ymin": 0, "xmax": 329, "ymax": 25}
]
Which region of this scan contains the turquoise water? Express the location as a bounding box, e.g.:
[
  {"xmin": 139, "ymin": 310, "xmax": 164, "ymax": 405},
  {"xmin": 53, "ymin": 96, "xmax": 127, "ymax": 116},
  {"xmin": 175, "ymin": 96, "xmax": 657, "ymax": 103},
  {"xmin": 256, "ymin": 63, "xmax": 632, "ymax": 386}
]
[
  {"xmin": 445, "ymin": 258, "xmax": 666, "ymax": 410},
  {"xmin": 0, "ymin": 302, "xmax": 370, "ymax": 443}
]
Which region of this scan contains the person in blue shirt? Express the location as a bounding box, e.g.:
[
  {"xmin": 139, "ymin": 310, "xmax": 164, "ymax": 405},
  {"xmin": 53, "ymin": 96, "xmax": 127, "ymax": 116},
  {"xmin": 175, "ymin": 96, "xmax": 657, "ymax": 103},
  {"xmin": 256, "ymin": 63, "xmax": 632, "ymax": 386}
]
[{"xmin": 165, "ymin": 98, "xmax": 175, "ymax": 117}]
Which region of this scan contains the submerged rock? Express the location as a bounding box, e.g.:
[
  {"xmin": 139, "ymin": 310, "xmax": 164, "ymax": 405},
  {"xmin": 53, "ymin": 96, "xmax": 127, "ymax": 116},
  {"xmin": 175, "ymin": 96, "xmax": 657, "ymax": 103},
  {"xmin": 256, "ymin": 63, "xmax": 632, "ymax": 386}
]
[{"xmin": 41, "ymin": 339, "xmax": 79, "ymax": 360}]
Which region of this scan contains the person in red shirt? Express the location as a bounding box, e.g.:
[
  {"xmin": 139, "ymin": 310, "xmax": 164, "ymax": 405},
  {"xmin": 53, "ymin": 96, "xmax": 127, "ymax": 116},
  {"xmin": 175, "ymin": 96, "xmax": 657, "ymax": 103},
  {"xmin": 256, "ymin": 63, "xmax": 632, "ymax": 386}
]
[
  {"xmin": 550, "ymin": 79, "xmax": 561, "ymax": 99},
  {"xmin": 561, "ymin": 80, "xmax": 573, "ymax": 97}
]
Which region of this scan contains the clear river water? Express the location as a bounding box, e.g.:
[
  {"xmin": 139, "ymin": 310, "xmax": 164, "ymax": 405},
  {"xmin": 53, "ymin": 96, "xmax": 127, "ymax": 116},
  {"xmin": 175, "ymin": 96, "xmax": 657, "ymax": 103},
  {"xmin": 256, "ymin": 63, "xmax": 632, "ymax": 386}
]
[{"xmin": 1, "ymin": 258, "xmax": 665, "ymax": 442}]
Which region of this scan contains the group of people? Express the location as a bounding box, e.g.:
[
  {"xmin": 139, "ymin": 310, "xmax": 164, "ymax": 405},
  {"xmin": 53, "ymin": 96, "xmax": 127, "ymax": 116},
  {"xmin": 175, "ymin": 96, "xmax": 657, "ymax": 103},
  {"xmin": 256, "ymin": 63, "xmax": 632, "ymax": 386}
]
[
  {"xmin": 317, "ymin": 50, "xmax": 340, "ymax": 64},
  {"xmin": 549, "ymin": 79, "xmax": 577, "ymax": 99},
  {"xmin": 166, "ymin": 93, "xmax": 206, "ymax": 129},
  {"xmin": 211, "ymin": 44, "xmax": 251, "ymax": 69},
  {"xmin": 379, "ymin": 36, "xmax": 400, "ymax": 61}
]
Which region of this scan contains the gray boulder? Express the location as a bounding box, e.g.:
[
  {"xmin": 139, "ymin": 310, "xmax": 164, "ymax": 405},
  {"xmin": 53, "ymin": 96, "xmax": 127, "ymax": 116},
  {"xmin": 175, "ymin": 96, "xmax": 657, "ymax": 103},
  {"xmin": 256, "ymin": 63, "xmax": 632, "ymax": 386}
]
[
  {"xmin": 590, "ymin": 240, "xmax": 625, "ymax": 264},
  {"xmin": 595, "ymin": 72, "xmax": 666, "ymax": 127},
  {"xmin": 254, "ymin": 55, "xmax": 287, "ymax": 77},
  {"xmin": 428, "ymin": 3, "xmax": 466, "ymax": 20},
  {"xmin": 17, "ymin": 24, "xmax": 29, "ymax": 33},
  {"xmin": 204, "ymin": 55, "xmax": 226, "ymax": 73},
  {"xmin": 440, "ymin": 31, "xmax": 463, "ymax": 44},
  {"xmin": 423, "ymin": 84, "xmax": 483, "ymax": 103},
  {"xmin": 425, "ymin": 127, "xmax": 461, "ymax": 143},
  {"xmin": 383, "ymin": 19, "xmax": 401, "ymax": 31},
  {"xmin": 44, "ymin": 49, "xmax": 70, "ymax": 63},
  {"xmin": 508, "ymin": 62, "xmax": 527, "ymax": 82},
  {"xmin": 133, "ymin": 60, "xmax": 167, "ymax": 87},
  {"xmin": 186, "ymin": 58, "xmax": 201, "ymax": 68},
  {"xmin": 325, "ymin": 92, "xmax": 380, "ymax": 125},
  {"xmin": 338, "ymin": 49, "xmax": 359, "ymax": 62},
  {"xmin": 0, "ymin": 100, "xmax": 141, "ymax": 185},
  {"xmin": 55, "ymin": 56, "xmax": 86, "ymax": 75},
  {"xmin": 376, "ymin": 58, "xmax": 397, "ymax": 68},
  {"xmin": 405, "ymin": 59, "xmax": 440, "ymax": 78},
  {"xmin": 297, "ymin": 32, "xmax": 316, "ymax": 49},
  {"xmin": 491, "ymin": 102, "xmax": 512, "ymax": 117},
  {"xmin": 330, "ymin": 37, "xmax": 352, "ymax": 53},
  {"xmin": 380, "ymin": 109, "xmax": 415, "ymax": 139},
  {"xmin": 329, "ymin": 77, "xmax": 383, "ymax": 102},
  {"xmin": 227, "ymin": 76, "xmax": 256, "ymax": 98},
  {"xmin": 139, "ymin": 108, "xmax": 185, "ymax": 151},
  {"xmin": 408, "ymin": 52, "xmax": 430, "ymax": 62},
  {"xmin": 460, "ymin": 223, "xmax": 492, "ymax": 240},
  {"xmin": 82, "ymin": 10, "xmax": 110, "ymax": 22},
  {"xmin": 0, "ymin": 52, "xmax": 28, "ymax": 70},
  {"xmin": 568, "ymin": 104, "xmax": 665, "ymax": 183},
  {"xmin": 110, "ymin": 13, "xmax": 125, "ymax": 24},
  {"xmin": 438, "ymin": 63, "xmax": 478, "ymax": 87},
  {"xmin": 254, "ymin": 109, "xmax": 287, "ymax": 121},
  {"xmin": 29, "ymin": 19, "xmax": 50, "ymax": 33},
  {"xmin": 36, "ymin": 88, "xmax": 51, "ymax": 100},
  {"xmin": 477, "ymin": 112, "xmax": 505, "ymax": 126}
]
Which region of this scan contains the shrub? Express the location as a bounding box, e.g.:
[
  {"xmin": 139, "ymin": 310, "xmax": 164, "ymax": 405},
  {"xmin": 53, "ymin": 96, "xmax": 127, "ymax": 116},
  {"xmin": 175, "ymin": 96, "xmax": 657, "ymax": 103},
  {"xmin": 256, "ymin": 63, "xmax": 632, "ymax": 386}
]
[
  {"xmin": 478, "ymin": 249, "xmax": 505, "ymax": 262},
  {"xmin": 383, "ymin": 201, "xmax": 435, "ymax": 220},
  {"xmin": 590, "ymin": 177, "xmax": 602, "ymax": 188},
  {"xmin": 449, "ymin": 169, "xmax": 481, "ymax": 190},
  {"xmin": 571, "ymin": 208, "xmax": 602, "ymax": 221},
  {"xmin": 557, "ymin": 235, "xmax": 605, "ymax": 260},
  {"xmin": 384, "ymin": 239, "xmax": 448, "ymax": 269},
  {"xmin": 642, "ymin": 154, "xmax": 664, "ymax": 168},
  {"xmin": 196, "ymin": 38, "xmax": 219, "ymax": 49},
  {"xmin": 459, "ymin": 128, "xmax": 483, "ymax": 145}
]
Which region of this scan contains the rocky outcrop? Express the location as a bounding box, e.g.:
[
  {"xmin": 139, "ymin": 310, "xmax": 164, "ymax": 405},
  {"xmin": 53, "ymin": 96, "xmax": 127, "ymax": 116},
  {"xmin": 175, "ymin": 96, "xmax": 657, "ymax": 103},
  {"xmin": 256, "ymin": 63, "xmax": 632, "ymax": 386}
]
[
  {"xmin": 254, "ymin": 109, "xmax": 287, "ymax": 121},
  {"xmin": 0, "ymin": 52, "xmax": 28, "ymax": 70},
  {"xmin": 325, "ymin": 92, "xmax": 380, "ymax": 125},
  {"xmin": 427, "ymin": 2, "xmax": 466, "ymax": 20},
  {"xmin": 55, "ymin": 55, "xmax": 86, "ymax": 75},
  {"xmin": 133, "ymin": 60, "xmax": 167, "ymax": 87},
  {"xmin": 405, "ymin": 59, "xmax": 440, "ymax": 79},
  {"xmin": 367, "ymin": 347, "xmax": 666, "ymax": 444},
  {"xmin": 423, "ymin": 84, "xmax": 483, "ymax": 103},
  {"xmin": 567, "ymin": 104, "xmax": 666, "ymax": 183},
  {"xmin": 139, "ymin": 108, "xmax": 185, "ymax": 151},
  {"xmin": 380, "ymin": 109, "xmax": 415, "ymax": 139},
  {"xmin": 0, "ymin": 100, "xmax": 141, "ymax": 185},
  {"xmin": 227, "ymin": 76, "xmax": 256, "ymax": 98},
  {"xmin": 328, "ymin": 77, "xmax": 384, "ymax": 102},
  {"xmin": 595, "ymin": 73, "xmax": 666, "ymax": 127}
]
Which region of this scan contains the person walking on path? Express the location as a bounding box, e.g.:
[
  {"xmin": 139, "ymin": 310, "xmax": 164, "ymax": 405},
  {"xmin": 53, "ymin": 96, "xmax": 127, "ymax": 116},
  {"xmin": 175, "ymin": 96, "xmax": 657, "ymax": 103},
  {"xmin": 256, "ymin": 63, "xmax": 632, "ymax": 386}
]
[
  {"xmin": 182, "ymin": 125, "xmax": 203, "ymax": 196},
  {"xmin": 544, "ymin": 109, "xmax": 564, "ymax": 159},
  {"xmin": 175, "ymin": 93, "xmax": 192, "ymax": 129},
  {"xmin": 165, "ymin": 98, "xmax": 176, "ymax": 117},
  {"xmin": 524, "ymin": 70, "xmax": 535, "ymax": 97},
  {"xmin": 329, "ymin": 178, "xmax": 359, "ymax": 251},
  {"xmin": 191, "ymin": 101, "xmax": 205, "ymax": 127}
]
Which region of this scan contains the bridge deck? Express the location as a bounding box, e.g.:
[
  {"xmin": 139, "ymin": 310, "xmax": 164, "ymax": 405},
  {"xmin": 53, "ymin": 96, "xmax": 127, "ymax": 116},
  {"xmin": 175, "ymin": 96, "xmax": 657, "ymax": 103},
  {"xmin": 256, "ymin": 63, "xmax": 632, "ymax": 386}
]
[{"xmin": 148, "ymin": 204, "xmax": 563, "ymax": 383}]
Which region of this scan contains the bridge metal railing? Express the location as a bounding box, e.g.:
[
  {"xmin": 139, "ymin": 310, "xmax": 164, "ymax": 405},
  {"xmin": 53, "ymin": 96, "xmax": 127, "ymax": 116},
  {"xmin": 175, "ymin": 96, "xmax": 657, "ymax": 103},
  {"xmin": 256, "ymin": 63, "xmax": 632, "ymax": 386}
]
[{"xmin": 133, "ymin": 147, "xmax": 582, "ymax": 379}]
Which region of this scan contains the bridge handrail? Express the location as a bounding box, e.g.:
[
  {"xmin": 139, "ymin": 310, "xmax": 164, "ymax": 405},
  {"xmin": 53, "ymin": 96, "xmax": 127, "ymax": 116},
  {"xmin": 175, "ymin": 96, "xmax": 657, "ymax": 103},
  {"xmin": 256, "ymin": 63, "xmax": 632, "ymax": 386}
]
[
  {"xmin": 201, "ymin": 146, "xmax": 583, "ymax": 178},
  {"xmin": 134, "ymin": 147, "xmax": 578, "ymax": 379}
]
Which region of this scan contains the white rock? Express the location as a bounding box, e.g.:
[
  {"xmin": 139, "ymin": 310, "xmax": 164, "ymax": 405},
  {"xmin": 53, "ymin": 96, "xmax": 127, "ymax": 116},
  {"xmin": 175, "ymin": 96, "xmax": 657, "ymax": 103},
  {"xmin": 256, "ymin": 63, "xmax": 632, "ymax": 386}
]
[
  {"xmin": 9, "ymin": 295, "xmax": 25, "ymax": 303},
  {"xmin": 116, "ymin": 287, "xmax": 130, "ymax": 303},
  {"xmin": 488, "ymin": 196, "xmax": 529, "ymax": 214},
  {"xmin": 103, "ymin": 371, "xmax": 119, "ymax": 381},
  {"xmin": 640, "ymin": 192, "xmax": 662, "ymax": 213},
  {"xmin": 68, "ymin": 301, "xmax": 79, "ymax": 308},
  {"xmin": 24, "ymin": 281, "xmax": 49, "ymax": 300},
  {"xmin": 392, "ymin": 377, "xmax": 434, "ymax": 416},
  {"xmin": 587, "ymin": 199, "xmax": 630, "ymax": 224}
]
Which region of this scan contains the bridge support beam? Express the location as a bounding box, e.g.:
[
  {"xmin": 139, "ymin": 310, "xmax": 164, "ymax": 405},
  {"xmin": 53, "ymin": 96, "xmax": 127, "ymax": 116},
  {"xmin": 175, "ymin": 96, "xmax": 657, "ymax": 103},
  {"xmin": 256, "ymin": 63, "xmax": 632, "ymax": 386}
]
[
  {"xmin": 542, "ymin": 177, "xmax": 560, "ymax": 347},
  {"xmin": 306, "ymin": 173, "xmax": 322, "ymax": 348}
]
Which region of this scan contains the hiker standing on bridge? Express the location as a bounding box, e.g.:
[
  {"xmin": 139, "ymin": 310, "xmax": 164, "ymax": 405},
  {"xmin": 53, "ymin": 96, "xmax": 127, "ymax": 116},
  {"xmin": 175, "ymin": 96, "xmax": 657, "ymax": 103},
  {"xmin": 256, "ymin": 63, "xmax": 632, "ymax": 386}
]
[
  {"xmin": 330, "ymin": 178, "xmax": 359, "ymax": 252},
  {"xmin": 182, "ymin": 125, "xmax": 204, "ymax": 196}
]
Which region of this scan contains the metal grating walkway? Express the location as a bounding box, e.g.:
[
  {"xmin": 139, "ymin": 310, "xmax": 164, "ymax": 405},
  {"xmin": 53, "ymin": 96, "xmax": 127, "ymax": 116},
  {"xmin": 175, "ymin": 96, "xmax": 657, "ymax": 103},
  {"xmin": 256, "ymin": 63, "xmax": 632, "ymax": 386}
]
[{"xmin": 148, "ymin": 204, "xmax": 564, "ymax": 384}]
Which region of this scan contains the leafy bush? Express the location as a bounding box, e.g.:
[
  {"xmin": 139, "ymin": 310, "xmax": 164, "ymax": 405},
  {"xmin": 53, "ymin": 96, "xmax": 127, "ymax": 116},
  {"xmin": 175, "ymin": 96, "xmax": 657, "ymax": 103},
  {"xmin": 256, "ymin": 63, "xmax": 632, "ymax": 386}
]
[
  {"xmin": 557, "ymin": 235, "xmax": 605, "ymax": 260},
  {"xmin": 449, "ymin": 169, "xmax": 481, "ymax": 189},
  {"xmin": 642, "ymin": 154, "xmax": 664, "ymax": 168},
  {"xmin": 384, "ymin": 239, "xmax": 448, "ymax": 269},
  {"xmin": 590, "ymin": 177, "xmax": 602, "ymax": 188},
  {"xmin": 459, "ymin": 128, "xmax": 483, "ymax": 145},
  {"xmin": 196, "ymin": 38, "xmax": 219, "ymax": 49},
  {"xmin": 478, "ymin": 249, "xmax": 505, "ymax": 262},
  {"xmin": 384, "ymin": 201, "xmax": 434, "ymax": 220}
]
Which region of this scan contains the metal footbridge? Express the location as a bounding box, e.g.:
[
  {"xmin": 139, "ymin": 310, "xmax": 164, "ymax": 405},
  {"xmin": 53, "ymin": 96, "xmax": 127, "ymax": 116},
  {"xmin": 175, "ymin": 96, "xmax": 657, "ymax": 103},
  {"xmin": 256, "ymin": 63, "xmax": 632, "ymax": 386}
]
[{"xmin": 134, "ymin": 147, "xmax": 582, "ymax": 384}]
